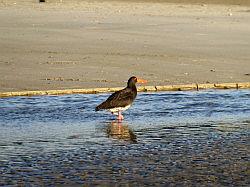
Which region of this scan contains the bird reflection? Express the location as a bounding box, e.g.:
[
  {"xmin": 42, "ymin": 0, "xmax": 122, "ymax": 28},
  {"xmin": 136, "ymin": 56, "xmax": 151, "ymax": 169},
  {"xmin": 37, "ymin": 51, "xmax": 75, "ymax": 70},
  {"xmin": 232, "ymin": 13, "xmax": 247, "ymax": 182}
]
[{"xmin": 106, "ymin": 121, "xmax": 137, "ymax": 143}]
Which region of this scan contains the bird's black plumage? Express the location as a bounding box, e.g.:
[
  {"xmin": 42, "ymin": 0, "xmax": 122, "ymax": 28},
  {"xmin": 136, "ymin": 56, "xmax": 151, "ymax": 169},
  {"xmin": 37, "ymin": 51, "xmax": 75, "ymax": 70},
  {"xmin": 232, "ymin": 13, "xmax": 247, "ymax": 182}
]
[{"xmin": 95, "ymin": 76, "xmax": 138, "ymax": 111}]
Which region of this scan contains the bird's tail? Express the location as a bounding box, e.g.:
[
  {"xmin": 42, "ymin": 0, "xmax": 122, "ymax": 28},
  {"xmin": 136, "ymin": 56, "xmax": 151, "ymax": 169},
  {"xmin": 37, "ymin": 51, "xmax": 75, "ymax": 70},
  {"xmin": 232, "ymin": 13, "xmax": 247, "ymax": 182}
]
[{"xmin": 95, "ymin": 102, "xmax": 107, "ymax": 111}]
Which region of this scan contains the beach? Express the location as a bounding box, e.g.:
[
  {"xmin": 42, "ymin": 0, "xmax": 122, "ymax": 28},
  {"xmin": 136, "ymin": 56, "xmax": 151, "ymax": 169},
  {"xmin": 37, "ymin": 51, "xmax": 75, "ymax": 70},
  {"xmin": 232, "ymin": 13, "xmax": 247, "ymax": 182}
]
[{"xmin": 0, "ymin": 0, "xmax": 250, "ymax": 92}]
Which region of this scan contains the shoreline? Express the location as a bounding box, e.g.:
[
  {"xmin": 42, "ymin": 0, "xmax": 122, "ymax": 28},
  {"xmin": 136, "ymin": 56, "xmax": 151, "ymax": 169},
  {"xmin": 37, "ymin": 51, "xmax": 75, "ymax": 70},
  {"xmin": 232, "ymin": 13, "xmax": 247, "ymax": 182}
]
[{"xmin": 1, "ymin": 82, "xmax": 250, "ymax": 98}]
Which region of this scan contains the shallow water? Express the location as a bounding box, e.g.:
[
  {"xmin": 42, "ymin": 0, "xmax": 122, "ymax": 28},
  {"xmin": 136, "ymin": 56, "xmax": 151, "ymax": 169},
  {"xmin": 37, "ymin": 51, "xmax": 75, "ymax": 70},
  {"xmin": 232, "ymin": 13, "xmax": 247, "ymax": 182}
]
[{"xmin": 0, "ymin": 90, "xmax": 249, "ymax": 186}]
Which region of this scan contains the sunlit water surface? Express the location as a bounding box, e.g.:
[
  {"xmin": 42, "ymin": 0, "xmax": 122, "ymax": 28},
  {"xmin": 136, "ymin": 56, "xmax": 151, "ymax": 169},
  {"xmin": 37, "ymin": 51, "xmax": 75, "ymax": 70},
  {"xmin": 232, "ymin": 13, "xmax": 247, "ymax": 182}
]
[{"xmin": 0, "ymin": 90, "xmax": 249, "ymax": 186}]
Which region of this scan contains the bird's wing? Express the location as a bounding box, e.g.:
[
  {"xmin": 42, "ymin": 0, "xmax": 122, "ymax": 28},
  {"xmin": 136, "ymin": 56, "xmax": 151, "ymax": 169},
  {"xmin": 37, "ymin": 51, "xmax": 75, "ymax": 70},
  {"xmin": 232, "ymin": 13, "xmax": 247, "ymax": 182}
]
[{"xmin": 96, "ymin": 88, "xmax": 136, "ymax": 110}]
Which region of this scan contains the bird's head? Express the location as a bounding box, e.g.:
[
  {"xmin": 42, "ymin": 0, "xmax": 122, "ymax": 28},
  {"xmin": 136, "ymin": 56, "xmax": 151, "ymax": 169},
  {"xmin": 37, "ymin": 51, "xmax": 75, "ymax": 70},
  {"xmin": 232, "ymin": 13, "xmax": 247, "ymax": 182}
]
[{"xmin": 127, "ymin": 76, "xmax": 147, "ymax": 88}]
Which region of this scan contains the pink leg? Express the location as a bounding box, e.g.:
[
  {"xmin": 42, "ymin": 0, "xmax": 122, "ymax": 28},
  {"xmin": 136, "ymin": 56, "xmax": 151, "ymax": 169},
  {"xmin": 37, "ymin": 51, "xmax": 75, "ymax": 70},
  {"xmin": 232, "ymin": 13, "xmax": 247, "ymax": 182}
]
[{"xmin": 117, "ymin": 110, "xmax": 124, "ymax": 121}]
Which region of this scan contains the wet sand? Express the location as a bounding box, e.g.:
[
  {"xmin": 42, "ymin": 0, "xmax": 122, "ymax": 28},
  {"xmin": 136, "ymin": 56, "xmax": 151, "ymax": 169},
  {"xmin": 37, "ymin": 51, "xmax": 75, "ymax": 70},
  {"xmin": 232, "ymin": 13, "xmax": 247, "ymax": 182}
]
[{"xmin": 0, "ymin": 0, "xmax": 250, "ymax": 92}]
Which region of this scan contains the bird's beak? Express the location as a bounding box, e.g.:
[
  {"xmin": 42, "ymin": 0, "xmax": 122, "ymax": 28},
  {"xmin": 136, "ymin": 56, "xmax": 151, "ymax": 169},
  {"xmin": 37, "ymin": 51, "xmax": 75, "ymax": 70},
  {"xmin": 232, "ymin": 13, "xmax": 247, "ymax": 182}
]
[{"xmin": 137, "ymin": 78, "xmax": 147, "ymax": 84}]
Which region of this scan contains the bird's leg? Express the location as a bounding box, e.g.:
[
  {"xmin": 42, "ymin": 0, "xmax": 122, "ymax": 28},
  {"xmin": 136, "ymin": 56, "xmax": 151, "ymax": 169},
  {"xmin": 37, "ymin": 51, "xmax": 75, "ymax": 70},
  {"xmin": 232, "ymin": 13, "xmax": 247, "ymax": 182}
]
[{"xmin": 117, "ymin": 110, "xmax": 124, "ymax": 121}]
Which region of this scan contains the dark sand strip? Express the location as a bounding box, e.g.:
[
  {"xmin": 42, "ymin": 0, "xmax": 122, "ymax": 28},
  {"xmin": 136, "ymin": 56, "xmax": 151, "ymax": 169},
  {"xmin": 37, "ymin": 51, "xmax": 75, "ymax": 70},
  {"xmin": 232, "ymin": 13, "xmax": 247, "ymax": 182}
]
[{"xmin": 0, "ymin": 82, "xmax": 249, "ymax": 98}]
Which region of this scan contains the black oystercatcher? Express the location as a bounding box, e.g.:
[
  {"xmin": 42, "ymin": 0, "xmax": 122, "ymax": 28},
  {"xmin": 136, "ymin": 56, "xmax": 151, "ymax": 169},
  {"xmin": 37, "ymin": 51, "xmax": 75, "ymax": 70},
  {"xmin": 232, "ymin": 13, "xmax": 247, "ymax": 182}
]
[{"xmin": 95, "ymin": 76, "xmax": 147, "ymax": 121}]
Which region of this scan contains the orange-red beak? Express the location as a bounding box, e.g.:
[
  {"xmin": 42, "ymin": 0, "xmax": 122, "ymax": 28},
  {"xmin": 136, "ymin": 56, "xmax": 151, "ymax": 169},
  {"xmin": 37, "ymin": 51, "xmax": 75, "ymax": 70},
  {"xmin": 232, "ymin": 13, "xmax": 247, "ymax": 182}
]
[{"xmin": 137, "ymin": 78, "xmax": 147, "ymax": 84}]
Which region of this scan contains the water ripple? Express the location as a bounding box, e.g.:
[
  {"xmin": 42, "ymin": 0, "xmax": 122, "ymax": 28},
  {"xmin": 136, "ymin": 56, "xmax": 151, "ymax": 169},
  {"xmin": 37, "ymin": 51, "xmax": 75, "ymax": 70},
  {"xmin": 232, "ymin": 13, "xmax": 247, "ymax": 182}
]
[{"xmin": 0, "ymin": 90, "xmax": 249, "ymax": 186}]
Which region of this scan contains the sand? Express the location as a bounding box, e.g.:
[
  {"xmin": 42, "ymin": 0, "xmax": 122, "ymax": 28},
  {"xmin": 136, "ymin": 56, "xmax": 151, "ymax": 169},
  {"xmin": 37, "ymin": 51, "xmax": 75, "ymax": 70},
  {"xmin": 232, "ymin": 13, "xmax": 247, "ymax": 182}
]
[{"xmin": 0, "ymin": 0, "xmax": 250, "ymax": 92}]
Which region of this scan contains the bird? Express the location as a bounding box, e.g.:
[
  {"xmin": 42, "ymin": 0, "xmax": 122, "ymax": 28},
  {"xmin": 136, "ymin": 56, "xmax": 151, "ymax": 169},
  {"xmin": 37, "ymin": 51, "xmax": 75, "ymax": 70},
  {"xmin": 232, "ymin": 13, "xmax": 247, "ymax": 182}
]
[{"xmin": 95, "ymin": 76, "xmax": 147, "ymax": 121}]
